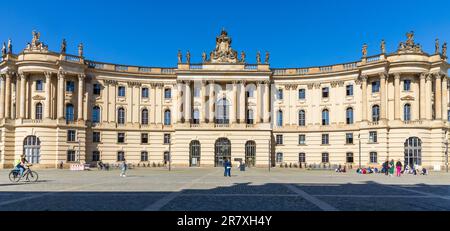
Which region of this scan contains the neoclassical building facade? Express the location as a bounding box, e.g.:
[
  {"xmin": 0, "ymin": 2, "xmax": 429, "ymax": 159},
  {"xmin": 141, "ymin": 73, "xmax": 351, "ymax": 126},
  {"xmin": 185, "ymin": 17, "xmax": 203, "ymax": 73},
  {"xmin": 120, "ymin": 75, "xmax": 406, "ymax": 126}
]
[{"xmin": 0, "ymin": 30, "xmax": 449, "ymax": 169}]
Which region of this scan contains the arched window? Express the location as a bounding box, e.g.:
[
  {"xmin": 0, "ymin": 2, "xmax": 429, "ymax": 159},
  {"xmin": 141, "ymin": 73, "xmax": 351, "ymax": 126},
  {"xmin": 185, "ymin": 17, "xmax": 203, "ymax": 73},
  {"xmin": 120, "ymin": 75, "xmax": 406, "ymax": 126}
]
[
  {"xmin": 322, "ymin": 109, "xmax": 329, "ymax": 125},
  {"xmin": 23, "ymin": 136, "xmax": 41, "ymax": 164},
  {"xmin": 298, "ymin": 110, "xmax": 306, "ymax": 126},
  {"xmin": 372, "ymin": 105, "xmax": 380, "ymax": 122},
  {"xmin": 346, "ymin": 107, "xmax": 354, "ymax": 124},
  {"xmin": 141, "ymin": 108, "xmax": 149, "ymax": 125},
  {"xmin": 216, "ymin": 98, "xmax": 230, "ymax": 124},
  {"xmin": 164, "ymin": 110, "xmax": 171, "ymax": 125},
  {"xmin": 404, "ymin": 104, "xmax": 411, "ymax": 121},
  {"xmin": 66, "ymin": 104, "xmax": 74, "ymax": 122},
  {"xmin": 35, "ymin": 103, "xmax": 43, "ymax": 120},
  {"xmin": 117, "ymin": 107, "xmax": 125, "ymax": 124},
  {"xmin": 192, "ymin": 109, "xmax": 200, "ymax": 124},
  {"xmin": 277, "ymin": 110, "xmax": 283, "ymax": 127},
  {"xmin": 92, "ymin": 106, "xmax": 100, "ymax": 123},
  {"xmin": 247, "ymin": 109, "xmax": 254, "ymax": 124},
  {"xmin": 245, "ymin": 141, "xmax": 256, "ymax": 167}
]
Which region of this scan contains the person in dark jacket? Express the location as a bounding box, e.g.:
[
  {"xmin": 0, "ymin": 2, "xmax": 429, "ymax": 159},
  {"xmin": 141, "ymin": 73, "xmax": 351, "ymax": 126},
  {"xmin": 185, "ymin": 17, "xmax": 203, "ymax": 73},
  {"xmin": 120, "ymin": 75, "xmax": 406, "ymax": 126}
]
[{"xmin": 223, "ymin": 159, "xmax": 231, "ymax": 177}]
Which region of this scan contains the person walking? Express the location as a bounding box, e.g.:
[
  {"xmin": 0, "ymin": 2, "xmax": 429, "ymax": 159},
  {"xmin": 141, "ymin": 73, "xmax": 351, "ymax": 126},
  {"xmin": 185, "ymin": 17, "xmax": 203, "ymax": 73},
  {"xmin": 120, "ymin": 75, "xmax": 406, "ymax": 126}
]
[
  {"xmin": 395, "ymin": 159, "xmax": 403, "ymax": 177},
  {"xmin": 389, "ymin": 159, "xmax": 395, "ymax": 177},
  {"xmin": 120, "ymin": 159, "xmax": 128, "ymax": 177},
  {"xmin": 224, "ymin": 159, "xmax": 232, "ymax": 177}
]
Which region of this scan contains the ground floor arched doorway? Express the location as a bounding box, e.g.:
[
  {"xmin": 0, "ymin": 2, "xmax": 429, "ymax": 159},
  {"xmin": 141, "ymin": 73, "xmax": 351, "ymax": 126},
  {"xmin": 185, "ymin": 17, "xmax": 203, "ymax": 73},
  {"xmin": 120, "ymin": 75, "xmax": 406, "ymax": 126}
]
[
  {"xmin": 245, "ymin": 141, "xmax": 256, "ymax": 167},
  {"xmin": 215, "ymin": 138, "xmax": 231, "ymax": 167},
  {"xmin": 190, "ymin": 140, "xmax": 201, "ymax": 167},
  {"xmin": 23, "ymin": 136, "xmax": 41, "ymax": 164},
  {"xmin": 404, "ymin": 137, "xmax": 422, "ymax": 167}
]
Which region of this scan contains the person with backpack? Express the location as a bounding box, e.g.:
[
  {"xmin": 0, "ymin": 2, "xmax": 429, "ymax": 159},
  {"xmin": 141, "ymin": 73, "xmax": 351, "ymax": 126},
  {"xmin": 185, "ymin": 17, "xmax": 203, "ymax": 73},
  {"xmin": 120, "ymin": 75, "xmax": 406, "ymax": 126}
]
[{"xmin": 120, "ymin": 159, "xmax": 128, "ymax": 177}]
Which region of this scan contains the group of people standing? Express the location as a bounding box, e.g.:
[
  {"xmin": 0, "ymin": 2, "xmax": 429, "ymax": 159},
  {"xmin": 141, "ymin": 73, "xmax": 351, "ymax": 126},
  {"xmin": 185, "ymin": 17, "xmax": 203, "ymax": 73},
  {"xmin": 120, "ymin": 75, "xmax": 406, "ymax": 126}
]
[{"xmin": 382, "ymin": 159, "xmax": 403, "ymax": 177}]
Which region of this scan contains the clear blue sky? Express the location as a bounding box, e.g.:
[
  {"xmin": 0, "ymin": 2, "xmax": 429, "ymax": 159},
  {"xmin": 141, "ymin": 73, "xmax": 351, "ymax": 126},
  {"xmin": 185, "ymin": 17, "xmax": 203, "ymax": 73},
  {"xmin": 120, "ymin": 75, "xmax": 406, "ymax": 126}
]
[{"xmin": 1, "ymin": 0, "xmax": 449, "ymax": 68}]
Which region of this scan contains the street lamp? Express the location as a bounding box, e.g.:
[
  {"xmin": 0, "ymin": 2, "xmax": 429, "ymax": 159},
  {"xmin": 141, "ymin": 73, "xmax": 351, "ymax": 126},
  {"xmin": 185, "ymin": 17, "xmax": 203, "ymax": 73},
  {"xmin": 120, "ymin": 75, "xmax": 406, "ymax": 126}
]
[
  {"xmin": 168, "ymin": 136, "xmax": 172, "ymax": 171},
  {"xmin": 358, "ymin": 134, "xmax": 361, "ymax": 168},
  {"xmin": 77, "ymin": 139, "xmax": 81, "ymax": 163},
  {"xmin": 268, "ymin": 138, "xmax": 271, "ymax": 172},
  {"xmin": 445, "ymin": 140, "xmax": 448, "ymax": 173}
]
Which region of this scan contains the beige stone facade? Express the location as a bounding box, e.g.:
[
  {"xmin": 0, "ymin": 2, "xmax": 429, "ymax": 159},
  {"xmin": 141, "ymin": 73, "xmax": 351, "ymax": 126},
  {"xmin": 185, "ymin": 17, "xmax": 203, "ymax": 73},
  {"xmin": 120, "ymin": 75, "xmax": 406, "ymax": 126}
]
[{"xmin": 0, "ymin": 30, "xmax": 449, "ymax": 169}]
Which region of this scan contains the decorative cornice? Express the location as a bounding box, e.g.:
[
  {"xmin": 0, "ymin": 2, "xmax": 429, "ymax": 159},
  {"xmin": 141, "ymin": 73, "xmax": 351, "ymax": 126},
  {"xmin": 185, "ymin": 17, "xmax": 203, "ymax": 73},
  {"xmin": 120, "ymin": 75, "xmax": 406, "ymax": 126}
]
[
  {"xmin": 307, "ymin": 83, "xmax": 314, "ymax": 90},
  {"xmin": 104, "ymin": 79, "xmax": 118, "ymax": 86},
  {"xmin": 44, "ymin": 71, "xmax": 53, "ymax": 78},
  {"xmin": 78, "ymin": 74, "xmax": 86, "ymax": 80},
  {"xmin": 127, "ymin": 81, "xmax": 142, "ymax": 87},
  {"xmin": 32, "ymin": 95, "xmax": 46, "ymax": 100},
  {"xmin": 419, "ymin": 72, "xmax": 427, "ymax": 79}
]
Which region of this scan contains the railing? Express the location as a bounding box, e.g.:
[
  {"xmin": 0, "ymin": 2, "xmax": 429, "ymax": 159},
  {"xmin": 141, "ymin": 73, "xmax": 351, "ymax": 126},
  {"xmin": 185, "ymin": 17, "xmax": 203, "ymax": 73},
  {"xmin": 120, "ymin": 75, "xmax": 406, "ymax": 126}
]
[
  {"xmin": 319, "ymin": 66, "xmax": 333, "ymax": 72},
  {"xmin": 161, "ymin": 68, "xmax": 176, "ymax": 74},
  {"xmin": 139, "ymin": 67, "xmax": 152, "ymax": 73},
  {"xmin": 86, "ymin": 61, "xmax": 105, "ymax": 69},
  {"xmin": 403, "ymin": 120, "xmax": 423, "ymax": 125},
  {"xmin": 273, "ymin": 69, "xmax": 286, "ymax": 75},
  {"xmin": 244, "ymin": 64, "xmax": 258, "ymax": 70},
  {"xmin": 246, "ymin": 124, "xmax": 255, "ymax": 128},
  {"xmin": 296, "ymin": 68, "xmax": 309, "ymax": 75},
  {"xmin": 23, "ymin": 119, "xmax": 43, "ymax": 124},
  {"xmin": 189, "ymin": 64, "xmax": 203, "ymax": 70},
  {"xmin": 214, "ymin": 124, "xmax": 230, "ymax": 128},
  {"xmin": 368, "ymin": 121, "xmax": 379, "ymax": 126},
  {"xmin": 190, "ymin": 124, "xmax": 200, "ymax": 128},
  {"xmin": 115, "ymin": 65, "xmax": 128, "ymax": 72},
  {"xmin": 343, "ymin": 62, "xmax": 357, "ymax": 70},
  {"xmin": 367, "ymin": 55, "xmax": 381, "ymax": 63},
  {"xmin": 65, "ymin": 55, "xmax": 81, "ymax": 63}
]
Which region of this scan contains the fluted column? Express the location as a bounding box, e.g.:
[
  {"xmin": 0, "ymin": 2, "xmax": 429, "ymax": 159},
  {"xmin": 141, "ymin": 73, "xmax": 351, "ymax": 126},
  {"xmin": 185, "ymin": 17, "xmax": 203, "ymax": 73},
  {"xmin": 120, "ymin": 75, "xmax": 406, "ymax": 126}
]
[
  {"xmin": 442, "ymin": 74, "xmax": 448, "ymax": 120},
  {"xmin": 200, "ymin": 81, "xmax": 206, "ymax": 123},
  {"xmin": 361, "ymin": 75, "xmax": 368, "ymax": 121},
  {"xmin": 434, "ymin": 73, "xmax": 442, "ymax": 120},
  {"xmin": 230, "ymin": 81, "xmax": 237, "ymax": 124},
  {"xmin": 426, "ymin": 74, "xmax": 433, "ymax": 120},
  {"xmin": 238, "ymin": 81, "xmax": 245, "ymax": 123},
  {"xmin": 264, "ymin": 81, "xmax": 270, "ymax": 123},
  {"xmin": 177, "ymin": 81, "xmax": 183, "ymax": 123},
  {"xmin": 151, "ymin": 83, "xmax": 156, "ymax": 124},
  {"xmin": 209, "ymin": 81, "xmax": 215, "ymax": 123},
  {"xmin": 44, "ymin": 72, "xmax": 51, "ymax": 119},
  {"xmin": 19, "ymin": 73, "xmax": 26, "ymax": 119},
  {"xmin": 0, "ymin": 75, "xmax": 5, "ymax": 118},
  {"xmin": 77, "ymin": 74, "xmax": 85, "ymax": 120},
  {"xmin": 4, "ymin": 72, "xmax": 12, "ymax": 119},
  {"xmin": 184, "ymin": 81, "xmax": 191, "ymax": 123},
  {"xmin": 420, "ymin": 73, "xmax": 426, "ymax": 120},
  {"xmin": 394, "ymin": 73, "xmax": 401, "ymax": 120},
  {"xmin": 57, "ymin": 72, "xmax": 65, "ymax": 119},
  {"xmin": 255, "ymin": 82, "xmax": 261, "ymax": 123},
  {"xmin": 379, "ymin": 72, "xmax": 387, "ymax": 120}
]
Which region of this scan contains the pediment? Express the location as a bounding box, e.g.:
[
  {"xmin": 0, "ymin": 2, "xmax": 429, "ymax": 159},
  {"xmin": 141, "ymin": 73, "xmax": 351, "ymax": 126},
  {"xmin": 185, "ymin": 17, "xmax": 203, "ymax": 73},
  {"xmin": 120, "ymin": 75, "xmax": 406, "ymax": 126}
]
[
  {"xmin": 401, "ymin": 95, "xmax": 415, "ymax": 101},
  {"xmin": 32, "ymin": 95, "xmax": 46, "ymax": 100}
]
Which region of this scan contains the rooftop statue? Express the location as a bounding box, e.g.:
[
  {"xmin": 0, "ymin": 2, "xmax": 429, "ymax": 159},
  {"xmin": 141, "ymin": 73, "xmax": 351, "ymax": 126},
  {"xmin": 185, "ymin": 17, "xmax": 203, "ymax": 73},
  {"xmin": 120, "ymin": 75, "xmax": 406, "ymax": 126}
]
[
  {"xmin": 61, "ymin": 39, "xmax": 67, "ymax": 54},
  {"xmin": 256, "ymin": 51, "xmax": 261, "ymax": 64},
  {"xmin": 186, "ymin": 50, "xmax": 191, "ymax": 64},
  {"xmin": 381, "ymin": 40, "xmax": 386, "ymax": 54},
  {"xmin": 397, "ymin": 31, "xmax": 423, "ymax": 54},
  {"xmin": 78, "ymin": 43, "xmax": 84, "ymax": 57},
  {"xmin": 443, "ymin": 42, "xmax": 447, "ymax": 57},
  {"xmin": 209, "ymin": 29, "xmax": 239, "ymax": 63},
  {"xmin": 362, "ymin": 44, "xmax": 368, "ymax": 57},
  {"xmin": 435, "ymin": 39, "xmax": 440, "ymax": 55},
  {"xmin": 1, "ymin": 42, "xmax": 6, "ymax": 57},
  {"xmin": 265, "ymin": 51, "xmax": 270, "ymax": 64},
  {"xmin": 202, "ymin": 51, "xmax": 207, "ymax": 63},
  {"xmin": 26, "ymin": 30, "xmax": 48, "ymax": 52},
  {"xmin": 177, "ymin": 50, "xmax": 182, "ymax": 63},
  {"xmin": 240, "ymin": 51, "xmax": 246, "ymax": 63},
  {"xmin": 7, "ymin": 38, "xmax": 12, "ymax": 54}
]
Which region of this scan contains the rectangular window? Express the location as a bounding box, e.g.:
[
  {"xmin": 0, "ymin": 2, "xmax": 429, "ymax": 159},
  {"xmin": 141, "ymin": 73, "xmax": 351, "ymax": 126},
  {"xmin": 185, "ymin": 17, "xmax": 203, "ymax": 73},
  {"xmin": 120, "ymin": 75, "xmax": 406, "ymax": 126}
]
[
  {"xmin": 117, "ymin": 151, "xmax": 125, "ymax": 161},
  {"xmin": 117, "ymin": 133, "xmax": 125, "ymax": 143},
  {"xmin": 164, "ymin": 134, "xmax": 171, "ymax": 144},
  {"xmin": 321, "ymin": 134, "xmax": 329, "ymax": 145},
  {"xmin": 66, "ymin": 81, "xmax": 75, "ymax": 92},
  {"xmin": 118, "ymin": 86, "xmax": 126, "ymax": 97},
  {"xmin": 346, "ymin": 133, "xmax": 353, "ymax": 144},
  {"xmin": 369, "ymin": 131, "xmax": 377, "ymax": 143},
  {"xmin": 36, "ymin": 80, "xmax": 43, "ymax": 91},
  {"xmin": 370, "ymin": 152, "xmax": 378, "ymax": 163},
  {"xmin": 298, "ymin": 89, "xmax": 306, "ymax": 100},
  {"xmin": 93, "ymin": 132, "xmax": 101, "ymax": 143},
  {"xmin": 346, "ymin": 152, "xmax": 354, "ymax": 163},
  {"xmin": 298, "ymin": 134, "xmax": 306, "ymax": 145},
  {"xmin": 276, "ymin": 152, "xmax": 283, "ymax": 163},
  {"xmin": 92, "ymin": 151, "xmax": 100, "ymax": 162},
  {"xmin": 346, "ymin": 85, "xmax": 353, "ymax": 96},
  {"xmin": 141, "ymin": 151, "xmax": 148, "ymax": 162},
  {"xmin": 141, "ymin": 133, "xmax": 149, "ymax": 144},
  {"xmin": 93, "ymin": 84, "xmax": 101, "ymax": 95},
  {"xmin": 404, "ymin": 80, "xmax": 411, "ymax": 91},
  {"xmin": 372, "ymin": 81, "xmax": 380, "ymax": 93},
  {"xmin": 164, "ymin": 88, "xmax": 172, "ymax": 99},
  {"xmin": 67, "ymin": 150, "xmax": 76, "ymax": 162},
  {"xmin": 299, "ymin": 153, "xmax": 306, "ymax": 163},
  {"xmin": 322, "ymin": 153, "xmax": 329, "ymax": 163},
  {"xmin": 67, "ymin": 130, "xmax": 76, "ymax": 142},
  {"xmin": 322, "ymin": 87, "xmax": 329, "ymax": 98},
  {"xmin": 194, "ymin": 87, "xmax": 200, "ymax": 97},
  {"xmin": 141, "ymin": 87, "xmax": 149, "ymax": 98},
  {"xmin": 277, "ymin": 89, "xmax": 283, "ymax": 100},
  {"xmin": 276, "ymin": 135, "xmax": 283, "ymax": 145}
]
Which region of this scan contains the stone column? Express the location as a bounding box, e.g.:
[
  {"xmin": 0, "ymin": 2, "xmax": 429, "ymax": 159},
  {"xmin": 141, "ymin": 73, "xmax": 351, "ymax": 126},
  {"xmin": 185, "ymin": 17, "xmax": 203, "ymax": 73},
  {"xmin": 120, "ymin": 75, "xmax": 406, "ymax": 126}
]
[
  {"xmin": 151, "ymin": 83, "xmax": 156, "ymax": 124},
  {"xmin": 361, "ymin": 75, "xmax": 368, "ymax": 121},
  {"xmin": 19, "ymin": 73, "xmax": 26, "ymax": 119},
  {"xmin": 380, "ymin": 72, "xmax": 387, "ymax": 120},
  {"xmin": 255, "ymin": 82, "xmax": 261, "ymax": 123},
  {"xmin": 239, "ymin": 81, "xmax": 246, "ymax": 123},
  {"xmin": 77, "ymin": 74, "xmax": 85, "ymax": 120},
  {"xmin": 209, "ymin": 81, "xmax": 215, "ymax": 123},
  {"xmin": 57, "ymin": 71, "xmax": 65, "ymax": 119},
  {"xmin": 103, "ymin": 81, "xmax": 109, "ymax": 122},
  {"xmin": 230, "ymin": 81, "xmax": 237, "ymax": 124},
  {"xmin": 177, "ymin": 81, "xmax": 183, "ymax": 123},
  {"xmin": 426, "ymin": 74, "xmax": 433, "ymax": 120},
  {"xmin": 44, "ymin": 72, "xmax": 51, "ymax": 119},
  {"xmin": 184, "ymin": 81, "xmax": 191, "ymax": 123},
  {"xmin": 419, "ymin": 73, "xmax": 426, "ymax": 120},
  {"xmin": 4, "ymin": 72, "xmax": 12, "ymax": 119},
  {"xmin": 394, "ymin": 73, "xmax": 401, "ymax": 120},
  {"xmin": 442, "ymin": 74, "xmax": 448, "ymax": 120},
  {"xmin": 434, "ymin": 73, "xmax": 442, "ymax": 120},
  {"xmin": 0, "ymin": 75, "xmax": 5, "ymax": 118},
  {"xmin": 264, "ymin": 81, "xmax": 270, "ymax": 123},
  {"xmin": 200, "ymin": 81, "xmax": 206, "ymax": 123}
]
